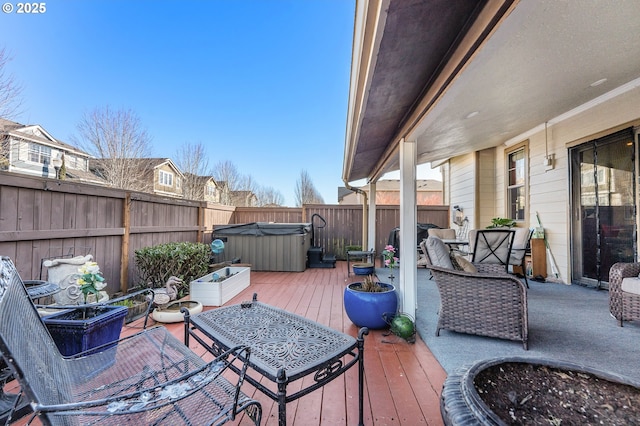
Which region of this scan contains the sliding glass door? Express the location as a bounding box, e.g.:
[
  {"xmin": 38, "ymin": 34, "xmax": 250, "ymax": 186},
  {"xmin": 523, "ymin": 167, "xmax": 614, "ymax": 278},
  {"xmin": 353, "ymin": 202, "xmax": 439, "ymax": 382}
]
[{"xmin": 570, "ymin": 128, "xmax": 636, "ymax": 288}]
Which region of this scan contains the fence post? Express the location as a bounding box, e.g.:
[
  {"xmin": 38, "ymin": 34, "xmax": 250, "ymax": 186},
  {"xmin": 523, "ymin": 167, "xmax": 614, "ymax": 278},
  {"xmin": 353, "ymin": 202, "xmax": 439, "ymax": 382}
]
[
  {"xmin": 120, "ymin": 193, "xmax": 131, "ymax": 293},
  {"xmin": 197, "ymin": 203, "xmax": 204, "ymax": 243}
]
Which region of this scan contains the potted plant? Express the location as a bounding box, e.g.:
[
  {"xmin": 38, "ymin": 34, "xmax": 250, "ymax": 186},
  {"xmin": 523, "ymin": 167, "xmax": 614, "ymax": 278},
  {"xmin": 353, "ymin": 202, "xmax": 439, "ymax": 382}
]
[
  {"xmin": 381, "ymin": 244, "xmax": 399, "ymax": 281},
  {"xmin": 344, "ymin": 274, "xmax": 397, "ymax": 329},
  {"xmin": 43, "ymin": 262, "xmax": 127, "ymax": 356},
  {"xmin": 441, "ymin": 357, "xmax": 640, "ymax": 425},
  {"xmin": 486, "ymin": 217, "xmax": 516, "ymax": 228}
]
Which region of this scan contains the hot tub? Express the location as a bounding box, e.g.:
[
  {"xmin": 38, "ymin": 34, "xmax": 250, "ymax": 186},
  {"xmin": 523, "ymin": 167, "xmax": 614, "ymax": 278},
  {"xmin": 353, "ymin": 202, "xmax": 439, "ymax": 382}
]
[{"xmin": 213, "ymin": 223, "xmax": 311, "ymax": 272}]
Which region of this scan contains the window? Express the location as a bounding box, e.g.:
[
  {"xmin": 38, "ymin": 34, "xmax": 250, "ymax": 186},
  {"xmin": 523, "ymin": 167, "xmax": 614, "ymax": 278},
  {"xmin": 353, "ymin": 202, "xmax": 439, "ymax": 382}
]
[
  {"xmin": 28, "ymin": 143, "xmax": 51, "ymax": 165},
  {"xmin": 206, "ymin": 184, "xmax": 216, "ymax": 197},
  {"xmin": 158, "ymin": 170, "xmax": 173, "ymax": 187},
  {"xmin": 176, "ymin": 177, "xmax": 181, "ymax": 190},
  {"xmin": 507, "ymin": 147, "xmax": 526, "ymax": 221}
]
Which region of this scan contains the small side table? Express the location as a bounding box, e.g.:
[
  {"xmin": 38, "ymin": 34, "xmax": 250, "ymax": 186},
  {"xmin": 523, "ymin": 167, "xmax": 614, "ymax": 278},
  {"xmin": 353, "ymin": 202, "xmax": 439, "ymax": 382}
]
[{"xmin": 347, "ymin": 250, "xmax": 376, "ymax": 276}]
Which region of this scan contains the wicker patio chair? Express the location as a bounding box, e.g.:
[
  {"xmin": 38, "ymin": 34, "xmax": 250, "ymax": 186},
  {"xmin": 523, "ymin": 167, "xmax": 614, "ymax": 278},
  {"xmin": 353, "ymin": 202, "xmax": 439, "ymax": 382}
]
[
  {"xmin": 422, "ymin": 238, "xmax": 529, "ymax": 349},
  {"xmin": 0, "ymin": 256, "xmax": 262, "ymax": 426},
  {"xmin": 608, "ymin": 262, "xmax": 640, "ymax": 326}
]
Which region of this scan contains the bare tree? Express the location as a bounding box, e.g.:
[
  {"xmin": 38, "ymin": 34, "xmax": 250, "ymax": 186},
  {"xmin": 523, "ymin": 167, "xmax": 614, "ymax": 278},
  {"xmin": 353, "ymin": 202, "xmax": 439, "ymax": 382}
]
[
  {"xmin": 0, "ymin": 47, "xmax": 23, "ymax": 119},
  {"xmin": 239, "ymin": 174, "xmax": 258, "ymax": 193},
  {"xmin": 174, "ymin": 142, "xmax": 212, "ymax": 200},
  {"xmin": 294, "ymin": 169, "xmax": 325, "ymax": 206},
  {"xmin": 0, "ymin": 48, "xmax": 24, "ymax": 164},
  {"xmin": 73, "ymin": 106, "xmax": 153, "ymax": 191},
  {"xmin": 256, "ymin": 186, "xmax": 285, "ymax": 206},
  {"xmin": 212, "ymin": 160, "xmax": 242, "ymax": 205}
]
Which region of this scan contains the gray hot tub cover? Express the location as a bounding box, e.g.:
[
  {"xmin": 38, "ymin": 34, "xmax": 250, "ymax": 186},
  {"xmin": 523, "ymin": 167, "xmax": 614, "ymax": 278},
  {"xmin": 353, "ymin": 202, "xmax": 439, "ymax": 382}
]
[{"xmin": 213, "ymin": 222, "xmax": 311, "ymax": 236}]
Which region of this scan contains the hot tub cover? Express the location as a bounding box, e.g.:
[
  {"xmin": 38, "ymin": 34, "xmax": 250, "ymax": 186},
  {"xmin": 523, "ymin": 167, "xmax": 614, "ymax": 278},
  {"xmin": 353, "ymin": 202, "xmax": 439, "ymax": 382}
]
[{"xmin": 213, "ymin": 222, "xmax": 311, "ymax": 236}]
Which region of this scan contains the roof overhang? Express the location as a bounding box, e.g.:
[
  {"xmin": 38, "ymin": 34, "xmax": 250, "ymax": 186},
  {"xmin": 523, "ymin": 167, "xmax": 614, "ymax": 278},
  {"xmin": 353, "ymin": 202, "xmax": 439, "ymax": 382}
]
[{"xmin": 343, "ymin": 0, "xmax": 640, "ymax": 183}]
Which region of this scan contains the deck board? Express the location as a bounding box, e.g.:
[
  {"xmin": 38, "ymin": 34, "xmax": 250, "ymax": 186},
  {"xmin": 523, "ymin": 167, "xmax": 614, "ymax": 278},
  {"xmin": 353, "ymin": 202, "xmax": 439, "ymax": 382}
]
[{"xmin": 5, "ymin": 261, "xmax": 445, "ymax": 425}]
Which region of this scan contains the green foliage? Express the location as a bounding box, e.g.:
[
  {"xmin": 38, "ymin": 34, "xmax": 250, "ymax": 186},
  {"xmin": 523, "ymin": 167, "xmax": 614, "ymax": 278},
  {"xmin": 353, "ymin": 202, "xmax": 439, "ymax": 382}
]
[
  {"xmin": 134, "ymin": 241, "xmax": 210, "ymax": 298},
  {"xmin": 332, "ymin": 241, "xmax": 363, "ymax": 260},
  {"xmin": 112, "ymin": 298, "xmax": 134, "ymax": 308},
  {"xmin": 487, "ymin": 217, "xmax": 516, "ymax": 228},
  {"xmin": 351, "ymin": 274, "xmax": 387, "ymax": 293}
]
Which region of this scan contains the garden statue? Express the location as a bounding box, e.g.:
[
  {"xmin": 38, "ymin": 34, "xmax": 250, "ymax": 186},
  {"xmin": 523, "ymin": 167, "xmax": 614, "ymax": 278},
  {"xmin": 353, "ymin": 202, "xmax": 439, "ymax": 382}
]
[
  {"xmin": 43, "ymin": 255, "xmax": 109, "ymax": 305},
  {"xmin": 147, "ymin": 276, "xmax": 181, "ymax": 309}
]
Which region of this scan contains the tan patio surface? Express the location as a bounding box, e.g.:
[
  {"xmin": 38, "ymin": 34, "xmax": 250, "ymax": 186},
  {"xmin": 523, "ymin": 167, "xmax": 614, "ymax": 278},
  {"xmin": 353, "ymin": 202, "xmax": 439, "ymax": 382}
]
[{"xmin": 5, "ymin": 261, "xmax": 446, "ymax": 425}]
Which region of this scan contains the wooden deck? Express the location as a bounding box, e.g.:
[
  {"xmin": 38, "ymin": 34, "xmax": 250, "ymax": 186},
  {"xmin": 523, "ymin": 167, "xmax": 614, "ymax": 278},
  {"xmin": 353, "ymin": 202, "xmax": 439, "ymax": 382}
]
[{"xmin": 6, "ymin": 261, "xmax": 446, "ymax": 425}]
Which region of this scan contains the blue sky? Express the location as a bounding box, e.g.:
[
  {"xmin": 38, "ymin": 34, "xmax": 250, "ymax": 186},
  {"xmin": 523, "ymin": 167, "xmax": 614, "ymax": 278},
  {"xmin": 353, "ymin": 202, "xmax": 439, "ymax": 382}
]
[{"xmin": 2, "ymin": 0, "xmax": 357, "ymax": 205}]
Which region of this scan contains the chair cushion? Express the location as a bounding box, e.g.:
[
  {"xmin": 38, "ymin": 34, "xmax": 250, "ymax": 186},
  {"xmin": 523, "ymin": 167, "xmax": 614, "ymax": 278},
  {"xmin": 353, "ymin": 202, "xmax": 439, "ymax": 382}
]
[
  {"xmin": 453, "ymin": 255, "xmax": 477, "ymax": 273},
  {"xmin": 428, "ymin": 228, "xmax": 456, "ymax": 240},
  {"xmin": 509, "ymin": 228, "xmax": 531, "ymax": 264},
  {"xmin": 622, "ymin": 277, "xmax": 640, "ymax": 295},
  {"xmin": 425, "ymin": 237, "xmax": 453, "ymax": 269}
]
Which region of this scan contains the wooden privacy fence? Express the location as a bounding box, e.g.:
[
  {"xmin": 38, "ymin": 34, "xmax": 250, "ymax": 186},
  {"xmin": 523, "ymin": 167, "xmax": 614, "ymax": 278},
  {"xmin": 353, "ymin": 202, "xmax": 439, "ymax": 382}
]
[
  {"xmin": 0, "ymin": 172, "xmax": 448, "ymax": 293},
  {"xmin": 230, "ymin": 205, "xmax": 450, "ymax": 258}
]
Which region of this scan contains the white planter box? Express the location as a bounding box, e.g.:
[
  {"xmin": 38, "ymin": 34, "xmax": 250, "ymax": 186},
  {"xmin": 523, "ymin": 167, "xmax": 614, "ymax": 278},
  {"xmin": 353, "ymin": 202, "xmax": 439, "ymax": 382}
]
[{"xmin": 189, "ymin": 266, "xmax": 250, "ymax": 306}]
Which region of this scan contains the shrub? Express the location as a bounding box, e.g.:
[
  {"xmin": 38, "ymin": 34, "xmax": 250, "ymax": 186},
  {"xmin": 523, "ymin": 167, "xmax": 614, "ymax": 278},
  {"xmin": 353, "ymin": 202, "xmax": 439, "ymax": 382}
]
[
  {"xmin": 487, "ymin": 217, "xmax": 516, "ymax": 228},
  {"xmin": 135, "ymin": 242, "xmax": 210, "ymax": 298}
]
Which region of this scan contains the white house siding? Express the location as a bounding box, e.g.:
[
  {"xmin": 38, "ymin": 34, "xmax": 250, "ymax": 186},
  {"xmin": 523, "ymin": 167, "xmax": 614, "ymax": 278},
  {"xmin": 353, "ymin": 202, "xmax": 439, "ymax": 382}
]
[
  {"xmin": 449, "ymin": 153, "xmax": 477, "ymax": 230},
  {"xmin": 9, "ymin": 139, "xmax": 55, "ymax": 178},
  {"xmin": 477, "ymin": 148, "xmax": 497, "ymax": 229},
  {"xmin": 488, "ymin": 85, "xmax": 640, "ymax": 284}
]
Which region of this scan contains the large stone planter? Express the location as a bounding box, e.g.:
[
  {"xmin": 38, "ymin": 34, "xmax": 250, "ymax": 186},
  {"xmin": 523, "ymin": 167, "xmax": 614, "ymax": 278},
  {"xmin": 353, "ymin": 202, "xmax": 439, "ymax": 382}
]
[
  {"xmin": 343, "ymin": 282, "xmax": 397, "ymax": 329},
  {"xmin": 441, "ymin": 357, "xmax": 640, "ymax": 425},
  {"xmin": 190, "ymin": 266, "xmax": 250, "ymax": 306}
]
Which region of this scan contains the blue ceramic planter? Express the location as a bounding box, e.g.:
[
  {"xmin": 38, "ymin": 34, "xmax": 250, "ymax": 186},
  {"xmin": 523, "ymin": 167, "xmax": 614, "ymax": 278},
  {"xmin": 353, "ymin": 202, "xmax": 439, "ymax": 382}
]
[
  {"xmin": 352, "ymin": 263, "xmax": 375, "ymax": 275},
  {"xmin": 344, "ymin": 282, "xmax": 397, "ymax": 329},
  {"xmin": 43, "ymin": 305, "xmax": 127, "ymax": 356}
]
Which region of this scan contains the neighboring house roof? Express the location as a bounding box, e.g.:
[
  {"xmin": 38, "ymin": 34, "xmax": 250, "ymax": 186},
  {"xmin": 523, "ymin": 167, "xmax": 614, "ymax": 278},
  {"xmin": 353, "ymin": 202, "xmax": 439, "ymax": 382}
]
[
  {"xmin": 0, "ymin": 118, "xmax": 106, "ymax": 184},
  {"xmin": 91, "ymin": 158, "xmax": 183, "ymax": 176},
  {"xmin": 0, "ymin": 118, "xmax": 90, "ymax": 157},
  {"xmin": 90, "ymin": 157, "xmax": 184, "ymax": 195},
  {"xmin": 229, "ymin": 190, "xmax": 257, "ymax": 207},
  {"xmin": 63, "ymin": 167, "xmax": 108, "ymax": 185},
  {"xmin": 183, "ymin": 173, "xmax": 216, "ymax": 187},
  {"xmin": 338, "ymin": 179, "xmax": 443, "ymax": 203},
  {"xmin": 337, "ymin": 186, "xmax": 353, "ymax": 203}
]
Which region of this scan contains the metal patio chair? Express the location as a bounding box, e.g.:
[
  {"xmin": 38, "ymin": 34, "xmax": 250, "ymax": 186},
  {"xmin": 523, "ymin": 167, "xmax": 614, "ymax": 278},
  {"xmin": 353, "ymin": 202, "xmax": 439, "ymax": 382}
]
[
  {"xmin": 471, "ymin": 229, "xmax": 516, "ymax": 273},
  {"xmin": 509, "ymin": 228, "xmax": 534, "ymax": 288},
  {"xmin": 0, "ymin": 256, "xmax": 262, "ymax": 426}
]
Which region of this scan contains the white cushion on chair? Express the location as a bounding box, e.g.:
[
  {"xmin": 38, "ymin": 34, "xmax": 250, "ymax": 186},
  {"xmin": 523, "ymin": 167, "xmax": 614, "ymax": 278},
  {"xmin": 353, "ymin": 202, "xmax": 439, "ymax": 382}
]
[
  {"xmin": 509, "ymin": 228, "xmax": 530, "ymax": 265},
  {"xmin": 425, "ymin": 237, "xmax": 454, "ymax": 269},
  {"xmin": 621, "ymin": 277, "xmax": 640, "ymax": 295},
  {"xmin": 427, "ymin": 228, "xmax": 456, "ymax": 240}
]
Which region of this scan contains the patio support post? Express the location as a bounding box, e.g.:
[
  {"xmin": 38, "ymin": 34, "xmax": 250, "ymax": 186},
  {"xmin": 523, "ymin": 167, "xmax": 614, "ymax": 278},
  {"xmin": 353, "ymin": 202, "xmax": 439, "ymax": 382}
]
[
  {"xmin": 368, "ymin": 182, "xmax": 377, "ymax": 252},
  {"xmin": 399, "ymin": 138, "xmax": 417, "ymax": 317}
]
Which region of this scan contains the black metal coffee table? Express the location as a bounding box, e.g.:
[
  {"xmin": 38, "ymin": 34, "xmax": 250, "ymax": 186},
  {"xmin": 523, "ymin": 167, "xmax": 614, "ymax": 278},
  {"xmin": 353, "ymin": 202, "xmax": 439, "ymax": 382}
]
[{"xmin": 184, "ymin": 294, "xmax": 368, "ymax": 426}]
